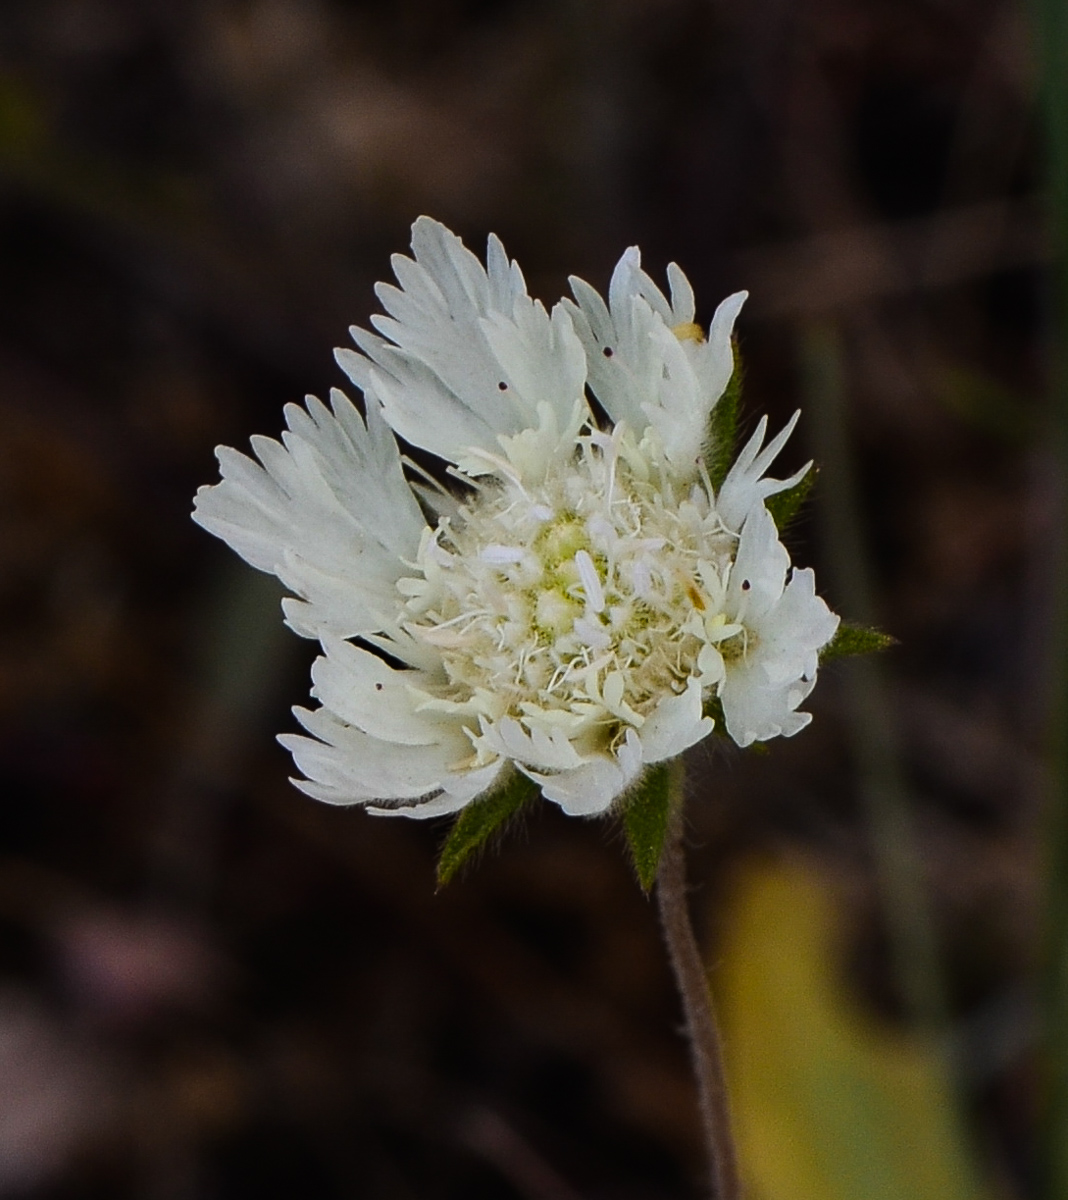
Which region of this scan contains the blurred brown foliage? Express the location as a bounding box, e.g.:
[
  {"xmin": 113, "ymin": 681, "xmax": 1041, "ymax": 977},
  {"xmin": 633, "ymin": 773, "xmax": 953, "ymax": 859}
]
[{"xmin": 0, "ymin": 0, "xmax": 1050, "ymax": 1196}]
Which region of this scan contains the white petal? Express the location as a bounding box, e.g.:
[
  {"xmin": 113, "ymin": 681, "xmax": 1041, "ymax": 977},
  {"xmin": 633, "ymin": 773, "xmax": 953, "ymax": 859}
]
[
  {"xmin": 565, "ymin": 274, "xmax": 669, "ymax": 433},
  {"xmin": 361, "ymin": 792, "xmax": 472, "ymax": 820},
  {"xmin": 280, "ymin": 709, "xmax": 448, "ymax": 801},
  {"xmin": 697, "ymin": 290, "xmax": 747, "ymax": 411},
  {"xmin": 640, "ymin": 320, "xmax": 705, "ymax": 469},
  {"xmin": 718, "ymin": 520, "xmax": 837, "ymax": 746},
  {"xmin": 749, "ymin": 567, "xmax": 839, "ymax": 685},
  {"xmin": 728, "ymin": 505, "xmax": 790, "ymax": 620},
  {"xmin": 310, "ymin": 639, "xmax": 452, "ymax": 746},
  {"xmin": 280, "ymin": 705, "xmax": 490, "ymax": 816},
  {"xmin": 609, "ymin": 246, "xmax": 651, "ymax": 315},
  {"xmin": 491, "ymin": 397, "xmax": 586, "ymax": 483},
  {"xmin": 193, "ymin": 392, "xmax": 424, "ymax": 641},
  {"xmin": 525, "ymin": 728, "xmax": 644, "ymax": 816},
  {"xmin": 276, "ymin": 549, "xmax": 401, "ymax": 641},
  {"xmin": 336, "ymin": 217, "xmax": 590, "ymax": 468},
  {"xmin": 567, "ymin": 255, "xmax": 746, "ymax": 473},
  {"xmin": 476, "ymin": 717, "xmax": 586, "ymax": 771},
  {"xmin": 481, "ymin": 301, "xmax": 587, "ymax": 437},
  {"xmin": 638, "ymin": 678, "xmax": 714, "ymax": 764},
  {"xmin": 718, "ymin": 571, "xmax": 835, "ymax": 747},
  {"xmin": 716, "ymin": 411, "xmax": 806, "ymax": 532},
  {"xmin": 340, "ymin": 343, "xmax": 500, "ymax": 466},
  {"xmin": 366, "ymin": 760, "xmax": 505, "ymax": 819},
  {"xmin": 720, "ymin": 667, "xmax": 816, "ymax": 747},
  {"xmin": 666, "ymin": 262, "xmax": 696, "ymax": 325},
  {"xmin": 285, "ymin": 392, "xmax": 424, "ymax": 559}
]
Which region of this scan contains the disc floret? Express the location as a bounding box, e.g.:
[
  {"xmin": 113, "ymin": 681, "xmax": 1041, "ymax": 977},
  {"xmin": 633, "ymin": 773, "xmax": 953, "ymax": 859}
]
[{"xmin": 400, "ymin": 425, "xmax": 743, "ymax": 760}]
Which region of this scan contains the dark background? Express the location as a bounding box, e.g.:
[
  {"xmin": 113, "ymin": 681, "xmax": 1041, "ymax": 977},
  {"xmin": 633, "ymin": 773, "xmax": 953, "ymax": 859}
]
[{"xmin": 0, "ymin": 0, "xmax": 1047, "ymax": 1196}]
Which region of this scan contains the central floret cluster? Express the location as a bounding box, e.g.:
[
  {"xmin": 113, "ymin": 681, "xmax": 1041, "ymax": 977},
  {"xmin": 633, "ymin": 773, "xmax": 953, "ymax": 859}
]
[
  {"xmin": 402, "ymin": 425, "xmax": 740, "ymax": 759},
  {"xmin": 193, "ymin": 217, "xmax": 839, "ymax": 819}
]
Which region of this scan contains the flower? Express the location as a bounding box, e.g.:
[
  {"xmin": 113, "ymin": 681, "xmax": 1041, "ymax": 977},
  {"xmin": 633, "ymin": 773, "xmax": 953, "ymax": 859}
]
[{"xmin": 193, "ymin": 218, "xmax": 839, "ymax": 818}]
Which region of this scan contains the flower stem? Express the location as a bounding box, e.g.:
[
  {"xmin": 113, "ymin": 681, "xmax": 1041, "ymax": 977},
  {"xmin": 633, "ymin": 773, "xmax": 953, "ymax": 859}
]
[{"xmin": 656, "ymin": 759, "xmax": 741, "ymax": 1200}]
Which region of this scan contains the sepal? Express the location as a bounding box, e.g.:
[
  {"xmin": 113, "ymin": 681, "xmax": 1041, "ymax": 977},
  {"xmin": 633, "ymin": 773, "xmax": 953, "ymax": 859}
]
[
  {"xmin": 705, "ymin": 337, "xmax": 742, "ymax": 491},
  {"xmin": 820, "ymin": 621, "xmax": 896, "ymax": 662},
  {"xmin": 436, "ymin": 770, "xmax": 539, "ymax": 886},
  {"xmin": 766, "ymin": 465, "xmax": 817, "ymax": 532},
  {"xmin": 703, "ymin": 693, "xmax": 726, "ymax": 729},
  {"xmin": 621, "ymin": 762, "xmax": 673, "ymax": 891}
]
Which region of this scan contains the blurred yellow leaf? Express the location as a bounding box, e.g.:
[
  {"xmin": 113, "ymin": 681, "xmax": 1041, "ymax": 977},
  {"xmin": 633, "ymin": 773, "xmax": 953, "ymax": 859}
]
[{"xmin": 717, "ymin": 863, "xmax": 990, "ymax": 1200}]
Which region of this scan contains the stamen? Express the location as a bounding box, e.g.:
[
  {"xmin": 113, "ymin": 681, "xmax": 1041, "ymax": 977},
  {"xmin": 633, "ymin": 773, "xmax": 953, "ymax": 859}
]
[
  {"xmin": 575, "ymin": 550, "xmax": 605, "ymax": 613},
  {"xmin": 401, "ymin": 423, "xmax": 750, "ymax": 740},
  {"xmin": 481, "ymin": 545, "xmax": 527, "ymax": 565}
]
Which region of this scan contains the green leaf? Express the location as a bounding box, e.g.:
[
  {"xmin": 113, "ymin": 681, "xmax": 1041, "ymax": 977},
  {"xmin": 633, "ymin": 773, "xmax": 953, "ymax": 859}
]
[
  {"xmin": 436, "ymin": 771, "xmax": 539, "ymax": 886},
  {"xmin": 622, "ymin": 762, "xmax": 673, "ymax": 891},
  {"xmin": 766, "ymin": 466, "xmax": 818, "ymax": 532},
  {"xmin": 706, "ymin": 337, "xmax": 743, "ymax": 491},
  {"xmin": 820, "ymin": 621, "xmax": 896, "ymax": 663}
]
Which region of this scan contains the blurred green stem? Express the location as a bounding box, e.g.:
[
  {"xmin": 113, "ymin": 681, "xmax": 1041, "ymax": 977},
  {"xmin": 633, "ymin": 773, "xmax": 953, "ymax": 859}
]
[
  {"xmin": 656, "ymin": 759, "xmax": 740, "ymax": 1200},
  {"xmin": 802, "ymin": 319, "xmax": 988, "ymax": 1184},
  {"xmin": 1031, "ymin": 1, "xmax": 1068, "ymax": 1195},
  {"xmin": 799, "ymin": 323, "xmax": 947, "ymax": 1038}
]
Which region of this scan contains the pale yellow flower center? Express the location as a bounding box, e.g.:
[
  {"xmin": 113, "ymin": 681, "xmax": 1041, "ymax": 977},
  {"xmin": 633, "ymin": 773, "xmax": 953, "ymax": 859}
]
[{"xmin": 397, "ymin": 430, "xmax": 739, "ymax": 751}]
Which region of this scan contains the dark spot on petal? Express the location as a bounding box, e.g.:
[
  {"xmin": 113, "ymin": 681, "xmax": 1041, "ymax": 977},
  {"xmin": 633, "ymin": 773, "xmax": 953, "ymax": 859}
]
[
  {"xmin": 498, "ymin": 381, "xmax": 508, "ymax": 390},
  {"xmin": 602, "ymin": 346, "xmax": 614, "ymax": 357},
  {"xmin": 741, "ymin": 579, "xmax": 751, "ymax": 591},
  {"xmin": 375, "ymin": 683, "xmax": 384, "ymax": 691}
]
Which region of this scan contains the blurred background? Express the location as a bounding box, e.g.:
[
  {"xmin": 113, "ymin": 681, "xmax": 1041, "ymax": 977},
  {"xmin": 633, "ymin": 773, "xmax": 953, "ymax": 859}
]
[{"xmin": 0, "ymin": 0, "xmax": 1053, "ymax": 1196}]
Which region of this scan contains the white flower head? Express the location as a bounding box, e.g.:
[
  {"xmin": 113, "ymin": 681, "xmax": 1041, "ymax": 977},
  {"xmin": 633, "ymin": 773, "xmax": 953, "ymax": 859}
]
[{"xmin": 193, "ymin": 218, "xmax": 839, "ymax": 820}]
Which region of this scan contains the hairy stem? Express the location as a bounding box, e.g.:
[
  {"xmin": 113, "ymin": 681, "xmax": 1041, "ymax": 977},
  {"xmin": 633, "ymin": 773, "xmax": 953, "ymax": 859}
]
[{"xmin": 656, "ymin": 761, "xmax": 741, "ymax": 1200}]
